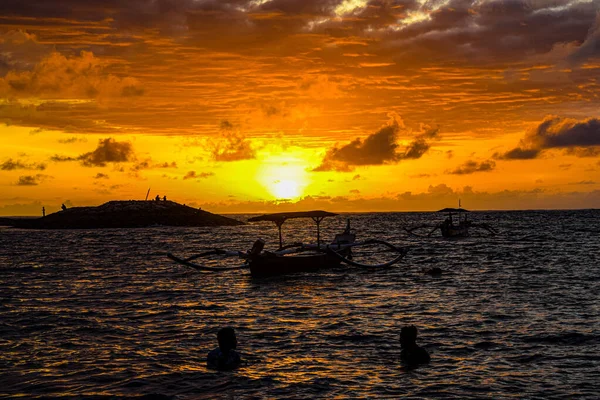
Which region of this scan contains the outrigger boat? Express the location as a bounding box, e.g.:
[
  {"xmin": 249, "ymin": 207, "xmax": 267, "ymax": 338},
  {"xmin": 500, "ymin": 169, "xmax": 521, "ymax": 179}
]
[
  {"xmin": 167, "ymin": 211, "xmax": 407, "ymax": 278},
  {"xmin": 404, "ymin": 202, "xmax": 497, "ymax": 238}
]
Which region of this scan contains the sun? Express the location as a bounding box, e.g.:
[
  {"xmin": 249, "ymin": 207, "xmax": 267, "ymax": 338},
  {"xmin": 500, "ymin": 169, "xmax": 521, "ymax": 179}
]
[
  {"xmin": 257, "ymin": 156, "xmax": 309, "ymax": 200},
  {"xmin": 272, "ymin": 179, "xmax": 300, "ymax": 199}
]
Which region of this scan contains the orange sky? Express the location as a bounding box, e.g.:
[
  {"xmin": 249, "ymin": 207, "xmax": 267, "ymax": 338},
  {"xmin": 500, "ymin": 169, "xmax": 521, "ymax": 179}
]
[{"xmin": 1, "ymin": 0, "xmax": 599, "ymax": 215}]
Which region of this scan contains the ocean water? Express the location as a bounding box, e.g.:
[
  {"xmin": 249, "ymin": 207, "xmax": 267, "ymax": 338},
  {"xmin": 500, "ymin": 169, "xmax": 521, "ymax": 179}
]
[{"xmin": 1, "ymin": 210, "xmax": 599, "ymax": 399}]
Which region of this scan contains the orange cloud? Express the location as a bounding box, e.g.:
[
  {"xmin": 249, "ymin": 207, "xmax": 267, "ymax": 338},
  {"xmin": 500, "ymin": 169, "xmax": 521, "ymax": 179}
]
[{"xmin": 0, "ymin": 51, "xmax": 143, "ymax": 99}]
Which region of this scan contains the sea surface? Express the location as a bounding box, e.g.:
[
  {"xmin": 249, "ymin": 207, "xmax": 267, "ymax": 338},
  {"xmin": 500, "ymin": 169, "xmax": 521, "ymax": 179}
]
[{"xmin": 1, "ymin": 210, "xmax": 599, "ymax": 399}]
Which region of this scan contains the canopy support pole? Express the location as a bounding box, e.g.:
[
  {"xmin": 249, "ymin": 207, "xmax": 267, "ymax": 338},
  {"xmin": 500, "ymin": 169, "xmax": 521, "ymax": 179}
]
[
  {"xmin": 276, "ymin": 220, "xmax": 284, "ymax": 249},
  {"xmin": 312, "ymin": 216, "xmax": 325, "ymax": 249}
]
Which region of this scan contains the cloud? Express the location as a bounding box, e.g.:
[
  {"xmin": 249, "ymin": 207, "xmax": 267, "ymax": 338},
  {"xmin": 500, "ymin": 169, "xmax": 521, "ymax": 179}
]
[
  {"xmin": 313, "ymin": 115, "xmax": 439, "ymax": 171},
  {"xmin": 131, "ymin": 159, "xmax": 177, "ymax": 171},
  {"xmin": 183, "ymin": 171, "xmax": 214, "ymax": 180},
  {"xmin": 50, "ymin": 154, "xmax": 77, "ymax": 162},
  {"xmin": 568, "ymin": 13, "xmax": 600, "ymax": 65},
  {"xmin": 15, "ymin": 174, "xmax": 51, "ymax": 186},
  {"xmin": 199, "ymin": 186, "xmax": 600, "ymax": 213},
  {"xmin": 51, "ymin": 138, "xmax": 135, "ymax": 166},
  {"xmin": 0, "ymin": 50, "xmax": 144, "ymax": 99},
  {"xmin": 496, "ymin": 115, "xmax": 600, "ymax": 160},
  {"xmin": 570, "ymin": 180, "xmax": 596, "ymax": 185},
  {"xmin": 78, "ymin": 138, "xmax": 135, "ymax": 167},
  {"xmin": 0, "ymin": 30, "xmax": 48, "ymax": 74},
  {"xmin": 448, "ymin": 160, "xmax": 496, "ymax": 175},
  {"xmin": 94, "ymin": 173, "xmax": 109, "ymax": 179},
  {"xmin": 210, "ymin": 120, "xmax": 256, "ymax": 162},
  {"xmin": 58, "ymin": 136, "xmax": 88, "ymax": 144},
  {"xmin": 1, "ymin": 158, "xmax": 46, "ymax": 171},
  {"xmin": 495, "ymin": 147, "xmax": 541, "ymax": 160}
]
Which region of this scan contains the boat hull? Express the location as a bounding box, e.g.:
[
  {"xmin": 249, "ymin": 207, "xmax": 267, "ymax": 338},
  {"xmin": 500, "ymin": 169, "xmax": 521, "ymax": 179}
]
[
  {"xmin": 441, "ymin": 226, "xmax": 469, "ymax": 238},
  {"xmin": 249, "ymin": 250, "xmax": 347, "ymax": 278}
]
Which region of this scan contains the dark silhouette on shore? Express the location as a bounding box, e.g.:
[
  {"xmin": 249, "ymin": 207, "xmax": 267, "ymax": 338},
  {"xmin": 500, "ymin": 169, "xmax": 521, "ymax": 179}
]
[
  {"xmin": 61, "ymin": 204, "xmax": 67, "ymax": 211},
  {"xmin": 400, "ymin": 326, "xmax": 430, "ymax": 366},
  {"xmin": 207, "ymin": 327, "xmax": 241, "ymax": 371},
  {"xmin": 42, "ymin": 207, "xmax": 45, "ymax": 217},
  {"xmin": 0, "ymin": 200, "xmax": 244, "ymax": 229}
]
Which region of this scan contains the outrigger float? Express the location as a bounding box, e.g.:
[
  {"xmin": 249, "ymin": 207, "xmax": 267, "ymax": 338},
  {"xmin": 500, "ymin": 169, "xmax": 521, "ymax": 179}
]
[
  {"xmin": 167, "ymin": 211, "xmax": 407, "ymax": 278},
  {"xmin": 404, "ymin": 202, "xmax": 497, "ymax": 238}
]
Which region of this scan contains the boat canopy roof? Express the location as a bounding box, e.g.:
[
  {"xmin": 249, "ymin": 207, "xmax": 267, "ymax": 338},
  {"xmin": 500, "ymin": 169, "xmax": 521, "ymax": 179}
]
[
  {"xmin": 437, "ymin": 207, "xmax": 469, "ymax": 213},
  {"xmin": 248, "ymin": 210, "xmax": 337, "ymax": 223}
]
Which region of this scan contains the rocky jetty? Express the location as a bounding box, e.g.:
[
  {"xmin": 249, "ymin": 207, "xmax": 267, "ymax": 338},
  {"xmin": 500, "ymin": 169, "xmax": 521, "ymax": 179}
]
[{"xmin": 1, "ymin": 200, "xmax": 244, "ymax": 229}]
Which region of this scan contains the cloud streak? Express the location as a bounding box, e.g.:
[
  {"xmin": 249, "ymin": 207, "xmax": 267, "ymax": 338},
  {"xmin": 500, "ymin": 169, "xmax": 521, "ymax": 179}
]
[
  {"xmin": 448, "ymin": 160, "xmax": 496, "ymax": 175},
  {"xmin": 15, "ymin": 174, "xmax": 52, "ymax": 186},
  {"xmin": 1, "ymin": 158, "xmax": 46, "ymax": 171}
]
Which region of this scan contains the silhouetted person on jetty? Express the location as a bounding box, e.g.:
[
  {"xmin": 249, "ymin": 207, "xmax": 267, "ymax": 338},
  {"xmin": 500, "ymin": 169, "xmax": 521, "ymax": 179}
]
[
  {"xmin": 400, "ymin": 326, "xmax": 430, "ymax": 366},
  {"xmin": 163, "ymin": 195, "xmax": 167, "ymax": 201},
  {"xmin": 61, "ymin": 204, "xmax": 67, "ymax": 211},
  {"xmin": 155, "ymin": 195, "xmax": 160, "ymax": 201},
  {"xmin": 42, "ymin": 207, "xmax": 45, "ymax": 217},
  {"xmin": 207, "ymin": 327, "xmax": 241, "ymax": 371}
]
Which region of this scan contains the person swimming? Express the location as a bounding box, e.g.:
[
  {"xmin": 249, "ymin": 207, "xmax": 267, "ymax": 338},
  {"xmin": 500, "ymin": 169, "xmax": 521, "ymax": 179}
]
[
  {"xmin": 207, "ymin": 327, "xmax": 241, "ymax": 371},
  {"xmin": 400, "ymin": 325, "xmax": 430, "ymax": 366}
]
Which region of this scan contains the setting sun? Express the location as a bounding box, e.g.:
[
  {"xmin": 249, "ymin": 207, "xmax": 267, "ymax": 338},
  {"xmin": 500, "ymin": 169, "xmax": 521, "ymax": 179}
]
[
  {"xmin": 256, "ymin": 157, "xmax": 309, "ymax": 200},
  {"xmin": 271, "ymin": 179, "xmax": 301, "ymax": 200}
]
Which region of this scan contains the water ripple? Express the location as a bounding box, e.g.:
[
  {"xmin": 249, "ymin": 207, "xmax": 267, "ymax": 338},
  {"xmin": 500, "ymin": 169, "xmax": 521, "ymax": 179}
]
[{"xmin": 1, "ymin": 210, "xmax": 599, "ymax": 398}]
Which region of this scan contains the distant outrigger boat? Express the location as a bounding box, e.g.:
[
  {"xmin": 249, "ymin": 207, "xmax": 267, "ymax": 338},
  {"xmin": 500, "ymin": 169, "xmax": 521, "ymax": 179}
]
[
  {"xmin": 168, "ymin": 211, "xmax": 407, "ymax": 278},
  {"xmin": 405, "ymin": 202, "xmax": 497, "ymax": 238}
]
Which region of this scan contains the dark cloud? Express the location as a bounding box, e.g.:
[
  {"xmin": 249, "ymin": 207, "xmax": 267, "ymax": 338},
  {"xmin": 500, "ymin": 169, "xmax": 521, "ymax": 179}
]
[
  {"xmin": 496, "ymin": 115, "xmax": 600, "ymax": 160},
  {"xmin": 58, "ymin": 136, "xmax": 88, "ymax": 144},
  {"xmin": 15, "ymin": 174, "xmax": 51, "ymax": 186},
  {"xmin": 448, "ymin": 160, "xmax": 496, "ymax": 175},
  {"xmin": 1, "ymin": 158, "xmax": 46, "ymax": 171},
  {"xmin": 313, "ymin": 116, "xmax": 439, "ymax": 171},
  {"xmin": 495, "ymin": 147, "xmax": 541, "ymax": 160},
  {"xmin": 131, "ymin": 159, "xmax": 177, "ymax": 171},
  {"xmin": 50, "ymin": 154, "xmax": 77, "ymax": 162},
  {"xmin": 564, "ymin": 147, "xmax": 600, "ymax": 158},
  {"xmin": 183, "ymin": 171, "xmax": 214, "ymax": 180},
  {"xmin": 94, "ymin": 173, "xmax": 109, "ymax": 179},
  {"xmin": 570, "ymin": 180, "xmax": 596, "ymax": 185},
  {"xmin": 0, "ymin": 0, "xmax": 597, "ymax": 69},
  {"xmin": 78, "ymin": 138, "xmax": 134, "ymax": 167},
  {"xmin": 568, "ymin": 13, "xmax": 600, "ymax": 65}
]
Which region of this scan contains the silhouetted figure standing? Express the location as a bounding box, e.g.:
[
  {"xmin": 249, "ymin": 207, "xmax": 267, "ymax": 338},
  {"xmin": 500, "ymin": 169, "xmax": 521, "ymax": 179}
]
[
  {"xmin": 207, "ymin": 327, "xmax": 241, "ymax": 371},
  {"xmin": 155, "ymin": 195, "xmax": 160, "ymax": 201},
  {"xmin": 163, "ymin": 195, "xmax": 167, "ymax": 201},
  {"xmin": 400, "ymin": 326, "xmax": 430, "ymax": 366},
  {"xmin": 42, "ymin": 207, "xmax": 45, "ymax": 217},
  {"xmin": 61, "ymin": 204, "xmax": 67, "ymax": 211}
]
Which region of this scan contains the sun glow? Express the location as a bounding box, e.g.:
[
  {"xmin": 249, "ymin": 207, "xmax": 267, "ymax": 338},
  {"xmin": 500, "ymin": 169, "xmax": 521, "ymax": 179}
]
[
  {"xmin": 257, "ymin": 156, "xmax": 309, "ymax": 200},
  {"xmin": 271, "ymin": 179, "xmax": 301, "ymax": 199}
]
